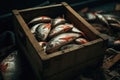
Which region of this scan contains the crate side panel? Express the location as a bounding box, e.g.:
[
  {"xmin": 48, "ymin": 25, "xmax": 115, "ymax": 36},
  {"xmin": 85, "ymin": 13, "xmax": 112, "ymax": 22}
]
[
  {"xmin": 44, "ymin": 56, "xmax": 103, "ymax": 80},
  {"xmin": 43, "ymin": 39, "xmax": 105, "ymax": 77},
  {"xmin": 13, "ymin": 15, "xmax": 43, "ymax": 80},
  {"xmin": 19, "ymin": 6, "xmax": 65, "ymax": 24}
]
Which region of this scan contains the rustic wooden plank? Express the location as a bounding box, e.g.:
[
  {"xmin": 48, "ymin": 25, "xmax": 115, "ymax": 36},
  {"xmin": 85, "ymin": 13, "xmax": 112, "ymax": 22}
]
[
  {"xmin": 103, "ymin": 52, "xmax": 120, "ymax": 69},
  {"xmin": 12, "ymin": 10, "xmax": 45, "ymax": 56},
  {"xmin": 44, "ymin": 56, "xmax": 103, "ymax": 80},
  {"xmin": 13, "ymin": 14, "xmax": 44, "ymax": 80},
  {"xmin": 19, "ymin": 4, "xmax": 62, "ymax": 12}
]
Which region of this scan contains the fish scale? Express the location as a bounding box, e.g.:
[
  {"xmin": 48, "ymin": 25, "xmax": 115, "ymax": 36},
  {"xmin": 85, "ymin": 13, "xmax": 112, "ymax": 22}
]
[
  {"xmin": 49, "ymin": 23, "xmax": 73, "ymax": 37},
  {"xmin": 46, "ymin": 33, "xmax": 81, "ymax": 53}
]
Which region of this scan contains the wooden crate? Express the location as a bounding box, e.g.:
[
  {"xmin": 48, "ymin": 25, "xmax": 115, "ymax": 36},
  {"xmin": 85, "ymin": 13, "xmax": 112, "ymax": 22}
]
[{"xmin": 12, "ymin": 2, "xmax": 108, "ymax": 80}]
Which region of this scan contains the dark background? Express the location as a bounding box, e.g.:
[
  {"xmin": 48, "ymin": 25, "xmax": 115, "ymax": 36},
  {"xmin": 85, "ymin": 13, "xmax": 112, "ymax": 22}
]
[
  {"xmin": 0, "ymin": 0, "xmax": 118, "ymax": 33},
  {"xmin": 0, "ymin": 0, "xmax": 120, "ymax": 80}
]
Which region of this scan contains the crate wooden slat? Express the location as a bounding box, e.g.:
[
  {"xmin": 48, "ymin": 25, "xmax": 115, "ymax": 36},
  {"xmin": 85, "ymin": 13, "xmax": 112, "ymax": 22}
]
[{"xmin": 12, "ymin": 2, "xmax": 108, "ymax": 80}]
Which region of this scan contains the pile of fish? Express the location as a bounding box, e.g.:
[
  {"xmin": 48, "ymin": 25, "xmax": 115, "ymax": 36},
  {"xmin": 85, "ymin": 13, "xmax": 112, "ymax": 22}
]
[
  {"xmin": 78, "ymin": 8, "xmax": 120, "ymax": 80},
  {"xmin": 28, "ymin": 16, "xmax": 88, "ymax": 54},
  {"xmin": 78, "ymin": 8, "xmax": 120, "ymax": 50}
]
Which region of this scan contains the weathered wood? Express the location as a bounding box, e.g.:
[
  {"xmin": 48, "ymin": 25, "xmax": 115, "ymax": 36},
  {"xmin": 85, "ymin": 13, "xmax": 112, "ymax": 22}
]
[
  {"xmin": 103, "ymin": 52, "xmax": 120, "ymax": 69},
  {"xmin": 12, "ymin": 2, "xmax": 108, "ymax": 80},
  {"xmin": 44, "ymin": 56, "xmax": 103, "ymax": 80}
]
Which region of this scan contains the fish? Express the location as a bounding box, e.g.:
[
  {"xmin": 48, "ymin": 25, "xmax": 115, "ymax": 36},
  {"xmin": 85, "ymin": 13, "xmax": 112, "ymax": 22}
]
[
  {"xmin": 71, "ymin": 27, "xmax": 82, "ymax": 33},
  {"xmin": 71, "ymin": 27, "xmax": 87, "ymax": 39},
  {"xmin": 95, "ymin": 13, "xmax": 109, "ymax": 26},
  {"xmin": 52, "ymin": 17, "xmax": 66, "ymax": 27},
  {"xmin": 28, "ymin": 16, "xmax": 51, "ymax": 26},
  {"xmin": 86, "ymin": 13, "xmax": 96, "ymax": 20},
  {"xmin": 36, "ymin": 23, "xmax": 51, "ymax": 41},
  {"xmin": 38, "ymin": 42, "xmax": 47, "ymax": 52},
  {"xmin": 84, "ymin": 10, "xmax": 103, "ymax": 22},
  {"xmin": 46, "ymin": 33, "xmax": 81, "ymax": 53},
  {"xmin": 49, "ymin": 23, "xmax": 73, "ymax": 37},
  {"xmin": 60, "ymin": 44, "xmax": 79, "ymax": 50},
  {"xmin": 109, "ymin": 23, "xmax": 120, "ymax": 30},
  {"xmin": 30, "ymin": 23, "xmax": 42, "ymax": 34},
  {"xmin": 103, "ymin": 14, "xmax": 120, "ymax": 20},
  {"xmin": 75, "ymin": 38, "xmax": 88, "ymax": 44},
  {"xmin": 105, "ymin": 17, "xmax": 120, "ymax": 24},
  {"xmin": 95, "ymin": 13, "xmax": 113, "ymax": 35}
]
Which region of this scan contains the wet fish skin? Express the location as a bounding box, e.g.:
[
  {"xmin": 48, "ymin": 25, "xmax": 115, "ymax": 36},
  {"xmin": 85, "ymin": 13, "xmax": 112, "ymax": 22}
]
[
  {"xmin": 105, "ymin": 17, "xmax": 120, "ymax": 24},
  {"xmin": 95, "ymin": 13, "xmax": 113, "ymax": 35},
  {"xmin": 95, "ymin": 13, "xmax": 109, "ymax": 26},
  {"xmin": 46, "ymin": 33, "xmax": 81, "ymax": 53},
  {"xmin": 71, "ymin": 27, "xmax": 81, "ymax": 33},
  {"xmin": 75, "ymin": 38, "xmax": 88, "ymax": 44},
  {"xmin": 49, "ymin": 23, "xmax": 73, "ymax": 38},
  {"xmin": 30, "ymin": 23, "xmax": 42, "ymax": 34},
  {"xmin": 28, "ymin": 16, "xmax": 51, "ymax": 26},
  {"xmin": 60, "ymin": 44, "xmax": 79, "ymax": 50},
  {"xmin": 71, "ymin": 27, "xmax": 87, "ymax": 39},
  {"xmin": 36, "ymin": 23, "xmax": 51, "ymax": 41},
  {"xmin": 86, "ymin": 13, "xmax": 96, "ymax": 20},
  {"xmin": 52, "ymin": 17, "xmax": 66, "ymax": 27},
  {"xmin": 103, "ymin": 14, "xmax": 120, "ymax": 20}
]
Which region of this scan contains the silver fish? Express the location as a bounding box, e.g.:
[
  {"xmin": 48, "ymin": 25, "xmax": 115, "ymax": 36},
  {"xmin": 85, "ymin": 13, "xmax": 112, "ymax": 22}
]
[
  {"xmin": 46, "ymin": 33, "xmax": 81, "ymax": 53},
  {"xmin": 95, "ymin": 13, "xmax": 113, "ymax": 35},
  {"xmin": 30, "ymin": 23, "xmax": 42, "ymax": 34},
  {"xmin": 71, "ymin": 27, "xmax": 82, "ymax": 33},
  {"xmin": 60, "ymin": 44, "xmax": 79, "ymax": 50},
  {"xmin": 75, "ymin": 38, "xmax": 88, "ymax": 44},
  {"xmin": 105, "ymin": 17, "xmax": 120, "ymax": 24},
  {"xmin": 103, "ymin": 14, "xmax": 120, "ymax": 20},
  {"xmin": 95, "ymin": 13, "xmax": 109, "ymax": 26},
  {"xmin": 71, "ymin": 27, "xmax": 87, "ymax": 38},
  {"xmin": 86, "ymin": 13, "xmax": 96, "ymax": 20},
  {"xmin": 52, "ymin": 17, "xmax": 66, "ymax": 27},
  {"xmin": 36, "ymin": 23, "xmax": 51, "ymax": 41},
  {"xmin": 28, "ymin": 16, "xmax": 51, "ymax": 25},
  {"xmin": 49, "ymin": 23, "xmax": 73, "ymax": 37}
]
